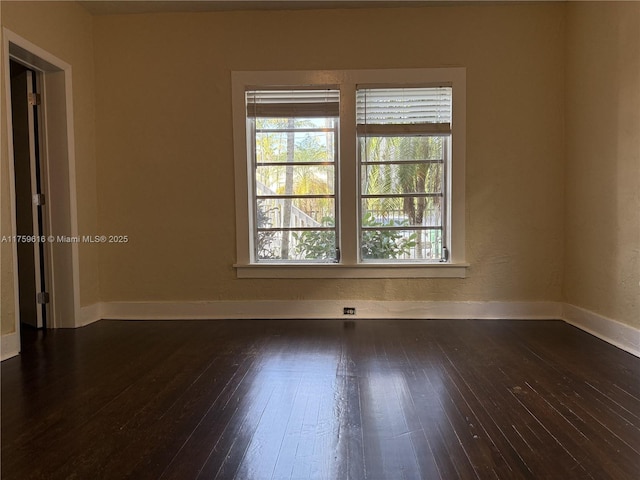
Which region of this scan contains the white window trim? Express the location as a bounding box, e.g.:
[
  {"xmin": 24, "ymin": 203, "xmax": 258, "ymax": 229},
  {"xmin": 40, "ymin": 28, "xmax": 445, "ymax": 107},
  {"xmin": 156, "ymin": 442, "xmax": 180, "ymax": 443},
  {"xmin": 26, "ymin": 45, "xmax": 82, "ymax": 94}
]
[{"xmin": 232, "ymin": 68, "xmax": 467, "ymax": 279}]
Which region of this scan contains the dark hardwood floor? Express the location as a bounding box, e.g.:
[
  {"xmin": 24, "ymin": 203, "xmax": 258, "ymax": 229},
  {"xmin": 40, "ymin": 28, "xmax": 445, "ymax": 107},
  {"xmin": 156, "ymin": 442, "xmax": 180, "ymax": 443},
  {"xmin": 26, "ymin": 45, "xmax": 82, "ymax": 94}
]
[{"xmin": 2, "ymin": 319, "xmax": 639, "ymax": 479}]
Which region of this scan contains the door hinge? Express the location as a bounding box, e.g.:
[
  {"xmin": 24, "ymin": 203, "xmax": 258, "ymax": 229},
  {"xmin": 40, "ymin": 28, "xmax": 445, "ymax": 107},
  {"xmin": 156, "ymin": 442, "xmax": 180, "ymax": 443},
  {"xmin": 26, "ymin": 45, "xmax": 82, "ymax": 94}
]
[
  {"xmin": 33, "ymin": 193, "xmax": 45, "ymax": 206},
  {"xmin": 28, "ymin": 92, "xmax": 41, "ymax": 106},
  {"xmin": 37, "ymin": 292, "xmax": 50, "ymax": 305}
]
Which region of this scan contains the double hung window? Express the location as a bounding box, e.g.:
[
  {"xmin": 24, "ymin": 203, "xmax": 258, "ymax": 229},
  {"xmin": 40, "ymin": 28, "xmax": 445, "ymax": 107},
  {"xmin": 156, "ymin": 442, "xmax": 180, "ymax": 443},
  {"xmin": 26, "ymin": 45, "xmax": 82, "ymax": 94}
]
[
  {"xmin": 247, "ymin": 90, "xmax": 339, "ymax": 262},
  {"xmin": 357, "ymin": 87, "xmax": 451, "ymax": 262},
  {"xmin": 232, "ymin": 69, "xmax": 466, "ymax": 278}
]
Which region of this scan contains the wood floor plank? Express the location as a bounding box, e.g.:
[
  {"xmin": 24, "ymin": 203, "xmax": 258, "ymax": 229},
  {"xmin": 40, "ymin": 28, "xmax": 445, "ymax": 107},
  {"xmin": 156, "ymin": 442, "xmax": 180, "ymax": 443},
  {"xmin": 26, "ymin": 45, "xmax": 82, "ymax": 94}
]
[
  {"xmin": 2, "ymin": 319, "xmax": 639, "ymax": 479},
  {"xmin": 438, "ymin": 320, "xmax": 636, "ymax": 480},
  {"xmin": 443, "ymin": 321, "xmax": 603, "ymax": 478}
]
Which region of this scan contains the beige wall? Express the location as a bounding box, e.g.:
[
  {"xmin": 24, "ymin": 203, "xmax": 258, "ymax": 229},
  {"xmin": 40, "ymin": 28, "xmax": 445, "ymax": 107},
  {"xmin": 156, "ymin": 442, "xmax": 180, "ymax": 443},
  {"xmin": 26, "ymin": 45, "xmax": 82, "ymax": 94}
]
[
  {"xmin": 1, "ymin": 1, "xmax": 98, "ymax": 334},
  {"xmin": 2, "ymin": 2, "xmax": 635, "ymax": 338},
  {"xmin": 94, "ymin": 4, "xmax": 565, "ymax": 304},
  {"xmin": 565, "ymin": 1, "xmax": 640, "ymax": 329},
  {"xmin": 1, "ymin": 18, "xmax": 16, "ymax": 334}
]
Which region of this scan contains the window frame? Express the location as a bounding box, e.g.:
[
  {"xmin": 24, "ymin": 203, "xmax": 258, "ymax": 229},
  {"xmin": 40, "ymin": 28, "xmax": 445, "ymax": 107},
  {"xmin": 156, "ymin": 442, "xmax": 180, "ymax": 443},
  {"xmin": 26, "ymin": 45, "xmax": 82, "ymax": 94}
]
[
  {"xmin": 246, "ymin": 89, "xmax": 341, "ymax": 263},
  {"xmin": 356, "ymin": 86, "xmax": 453, "ymax": 263},
  {"xmin": 232, "ymin": 69, "xmax": 467, "ymax": 278}
]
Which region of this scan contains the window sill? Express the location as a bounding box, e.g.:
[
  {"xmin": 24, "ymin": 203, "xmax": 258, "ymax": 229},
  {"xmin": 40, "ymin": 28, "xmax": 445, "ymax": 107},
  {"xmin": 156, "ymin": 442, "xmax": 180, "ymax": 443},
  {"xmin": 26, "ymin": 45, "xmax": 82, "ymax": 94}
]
[{"xmin": 234, "ymin": 263, "xmax": 469, "ymax": 279}]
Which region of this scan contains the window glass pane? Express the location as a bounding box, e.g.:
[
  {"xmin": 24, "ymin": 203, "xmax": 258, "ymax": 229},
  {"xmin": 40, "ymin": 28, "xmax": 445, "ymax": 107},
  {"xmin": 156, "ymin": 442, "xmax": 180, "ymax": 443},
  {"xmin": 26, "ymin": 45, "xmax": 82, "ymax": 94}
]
[
  {"xmin": 359, "ymin": 136, "xmax": 446, "ymax": 162},
  {"xmin": 361, "ymin": 163, "xmax": 443, "ymax": 196},
  {"xmin": 361, "ymin": 197, "xmax": 442, "ymax": 228},
  {"xmin": 257, "ymin": 198, "xmax": 335, "ymax": 229},
  {"xmin": 257, "ymin": 229, "xmax": 337, "ymax": 262},
  {"xmin": 256, "ymin": 117, "xmax": 337, "ymax": 130},
  {"xmin": 362, "ymin": 228, "xmax": 443, "ymax": 261},
  {"xmin": 292, "ymin": 224, "xmax": 337, "ymax": 261},
  {"xmin": 255, "ymin": 118, "xmax": 337, "ymax": 164},
  {"xmin": 256, "ymin": 165, "xmax": 335, "ymax": 196}
]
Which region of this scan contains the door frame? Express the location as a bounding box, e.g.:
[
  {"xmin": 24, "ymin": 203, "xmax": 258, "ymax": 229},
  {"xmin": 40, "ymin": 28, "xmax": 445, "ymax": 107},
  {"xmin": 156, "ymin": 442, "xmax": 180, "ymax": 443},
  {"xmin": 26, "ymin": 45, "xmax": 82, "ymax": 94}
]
[{"xmin": 3, "ymin": 28, "xmax": 80, "ymax": 340}]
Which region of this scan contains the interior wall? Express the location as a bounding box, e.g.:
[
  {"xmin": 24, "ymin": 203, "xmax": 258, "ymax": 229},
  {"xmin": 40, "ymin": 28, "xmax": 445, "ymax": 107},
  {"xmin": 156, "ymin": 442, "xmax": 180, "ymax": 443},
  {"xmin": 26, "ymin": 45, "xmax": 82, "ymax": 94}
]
[
  {"xmin": 565, "ymin": 1, "xmax": 640, "ymax": 329},
  {"xmin": 0, "ymin": 0, "xmax": 98, "ymax": 335},
  {"xmin": 94, "ymin": 3, "xmax": 565, "ymax": 304},
  {"xmin": 0, "ymin": 1, "xmax": 636, "ymax": 339},
  {"xmin": 1, "ymin": 22, "xmax": 16, "ymax": 334}
]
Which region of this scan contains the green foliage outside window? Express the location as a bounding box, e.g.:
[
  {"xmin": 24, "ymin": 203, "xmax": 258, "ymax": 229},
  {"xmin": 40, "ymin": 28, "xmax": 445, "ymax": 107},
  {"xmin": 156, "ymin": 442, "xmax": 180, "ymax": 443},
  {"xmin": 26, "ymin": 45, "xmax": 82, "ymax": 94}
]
[{"xmin": 292, "ymin": 213, "xmax": 416, "ymax": 260}]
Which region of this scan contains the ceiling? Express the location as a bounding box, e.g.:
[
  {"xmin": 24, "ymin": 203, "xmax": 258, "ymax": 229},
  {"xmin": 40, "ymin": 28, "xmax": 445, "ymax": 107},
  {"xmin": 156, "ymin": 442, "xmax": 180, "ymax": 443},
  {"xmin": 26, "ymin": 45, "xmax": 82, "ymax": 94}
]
[{"xmin": 79, "ymin": 0, "xmax": 540, "ymax": 16}]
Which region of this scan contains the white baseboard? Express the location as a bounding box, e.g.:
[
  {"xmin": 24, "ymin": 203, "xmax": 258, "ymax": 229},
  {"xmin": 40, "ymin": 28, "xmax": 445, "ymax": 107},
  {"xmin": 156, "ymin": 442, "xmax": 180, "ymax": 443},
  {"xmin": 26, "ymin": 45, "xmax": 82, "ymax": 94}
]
[
  {"xmin": 79, "ymin": 303, "xmax": 102, "ymax": 327},
  {"xmin": 563, "ymin": 304, "xmax": 640, "ymax": 357},
  {"xmin": 1, "ymin": 332, "xmax": 20, "ymax": 361},
  {"xmin": 5, "ymin": 300, "xmax": 637, "ymax": 359},
  {"xmin": 100, "ymin": 300, "xmax": 638, "ymax": 357},
  {"xmin": 100, "ymin": 300, "xmax": 563, "ymax": 321}
]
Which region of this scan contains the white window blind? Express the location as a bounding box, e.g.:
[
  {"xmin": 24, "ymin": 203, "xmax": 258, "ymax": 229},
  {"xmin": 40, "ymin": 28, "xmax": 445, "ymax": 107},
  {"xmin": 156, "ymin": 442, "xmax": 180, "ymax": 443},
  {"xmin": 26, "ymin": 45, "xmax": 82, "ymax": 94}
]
[
  {"xmin": 356, "ymin": 87, "xmax": 452, "ymax": 135},
  {"xmin": 246, "ymin": 89, "xmax": 340, "ymax": 118}
]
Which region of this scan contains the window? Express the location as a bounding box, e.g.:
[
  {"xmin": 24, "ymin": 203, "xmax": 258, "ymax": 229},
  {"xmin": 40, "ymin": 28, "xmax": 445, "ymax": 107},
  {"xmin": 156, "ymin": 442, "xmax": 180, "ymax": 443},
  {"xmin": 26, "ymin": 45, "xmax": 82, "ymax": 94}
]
[
  {"xmin": 247, "ymin": 89, "xmax": 340, "ymax": 262},
  {"xmin": 232, "ymin": 69, "xmax": 466, "ymax": 278},
  {"xmin": 357, "ymin": 87, "xmax": 451, "ymax": 262}
]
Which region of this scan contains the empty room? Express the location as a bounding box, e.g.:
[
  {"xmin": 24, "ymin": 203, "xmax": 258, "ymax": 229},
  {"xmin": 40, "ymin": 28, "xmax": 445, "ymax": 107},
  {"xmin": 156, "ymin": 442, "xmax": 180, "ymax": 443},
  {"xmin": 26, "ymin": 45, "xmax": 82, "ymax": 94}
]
[{"xmin": 1, "ymin": 1, "xmax": 638, "ymax": 479}]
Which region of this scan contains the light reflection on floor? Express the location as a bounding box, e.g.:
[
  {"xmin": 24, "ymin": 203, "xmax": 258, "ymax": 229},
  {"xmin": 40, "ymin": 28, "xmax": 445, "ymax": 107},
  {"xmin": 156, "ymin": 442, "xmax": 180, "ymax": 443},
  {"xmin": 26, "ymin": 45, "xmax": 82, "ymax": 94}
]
[
  {"xmin": 231, "ymin": 344, "xmax": 345, "ymax": 480},
  {"xmin": 228, "ymin": 335, "xmax": 446, "ymax": 480}
]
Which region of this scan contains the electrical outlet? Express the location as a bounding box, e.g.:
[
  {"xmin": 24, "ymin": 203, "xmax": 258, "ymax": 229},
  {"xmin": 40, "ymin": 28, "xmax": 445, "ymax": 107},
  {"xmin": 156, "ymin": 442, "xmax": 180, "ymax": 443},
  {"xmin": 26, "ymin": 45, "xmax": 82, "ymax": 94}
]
[{"xmin": 343, "ymin": 307, "xmax": 356, "ymax": 315}]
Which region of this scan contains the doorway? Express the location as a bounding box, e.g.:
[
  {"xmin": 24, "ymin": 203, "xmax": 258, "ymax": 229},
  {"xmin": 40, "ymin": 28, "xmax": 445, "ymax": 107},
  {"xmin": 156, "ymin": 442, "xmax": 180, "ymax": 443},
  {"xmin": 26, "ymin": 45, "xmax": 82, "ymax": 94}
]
[
  {"xmin": 10, "ymin": 59, "xmax": 48, "ymax": 333},
  {"xmin": 2, "ymin": 29, "xmax": 81, "ymax": 359}
]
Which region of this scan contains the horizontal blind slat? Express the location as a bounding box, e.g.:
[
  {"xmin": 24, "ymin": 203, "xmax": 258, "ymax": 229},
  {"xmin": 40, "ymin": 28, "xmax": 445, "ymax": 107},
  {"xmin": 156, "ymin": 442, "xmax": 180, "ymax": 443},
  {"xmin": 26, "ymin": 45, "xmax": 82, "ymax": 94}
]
[
  {"xmin": 247, "ymin": 89, "xmax": 340, "ymax": 118},
  {"xmin": 356, "ymin": 123, "xmax": 451, "ymax": 135},
  {"xmin": 356, "ymin": 87, "xmax": 452, "ymax": 125}
]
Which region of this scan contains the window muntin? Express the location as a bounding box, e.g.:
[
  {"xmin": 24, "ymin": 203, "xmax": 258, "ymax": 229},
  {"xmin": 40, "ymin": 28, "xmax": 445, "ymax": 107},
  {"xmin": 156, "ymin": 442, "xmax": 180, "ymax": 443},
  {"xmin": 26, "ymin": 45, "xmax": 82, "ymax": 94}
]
[
  {"xmin": 247, "ymin": 90, "xmax": 339, "ymax": 262},
  {"xmin": 357, "ymin": 87, "xmax": 452, "ymax": 262}
]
